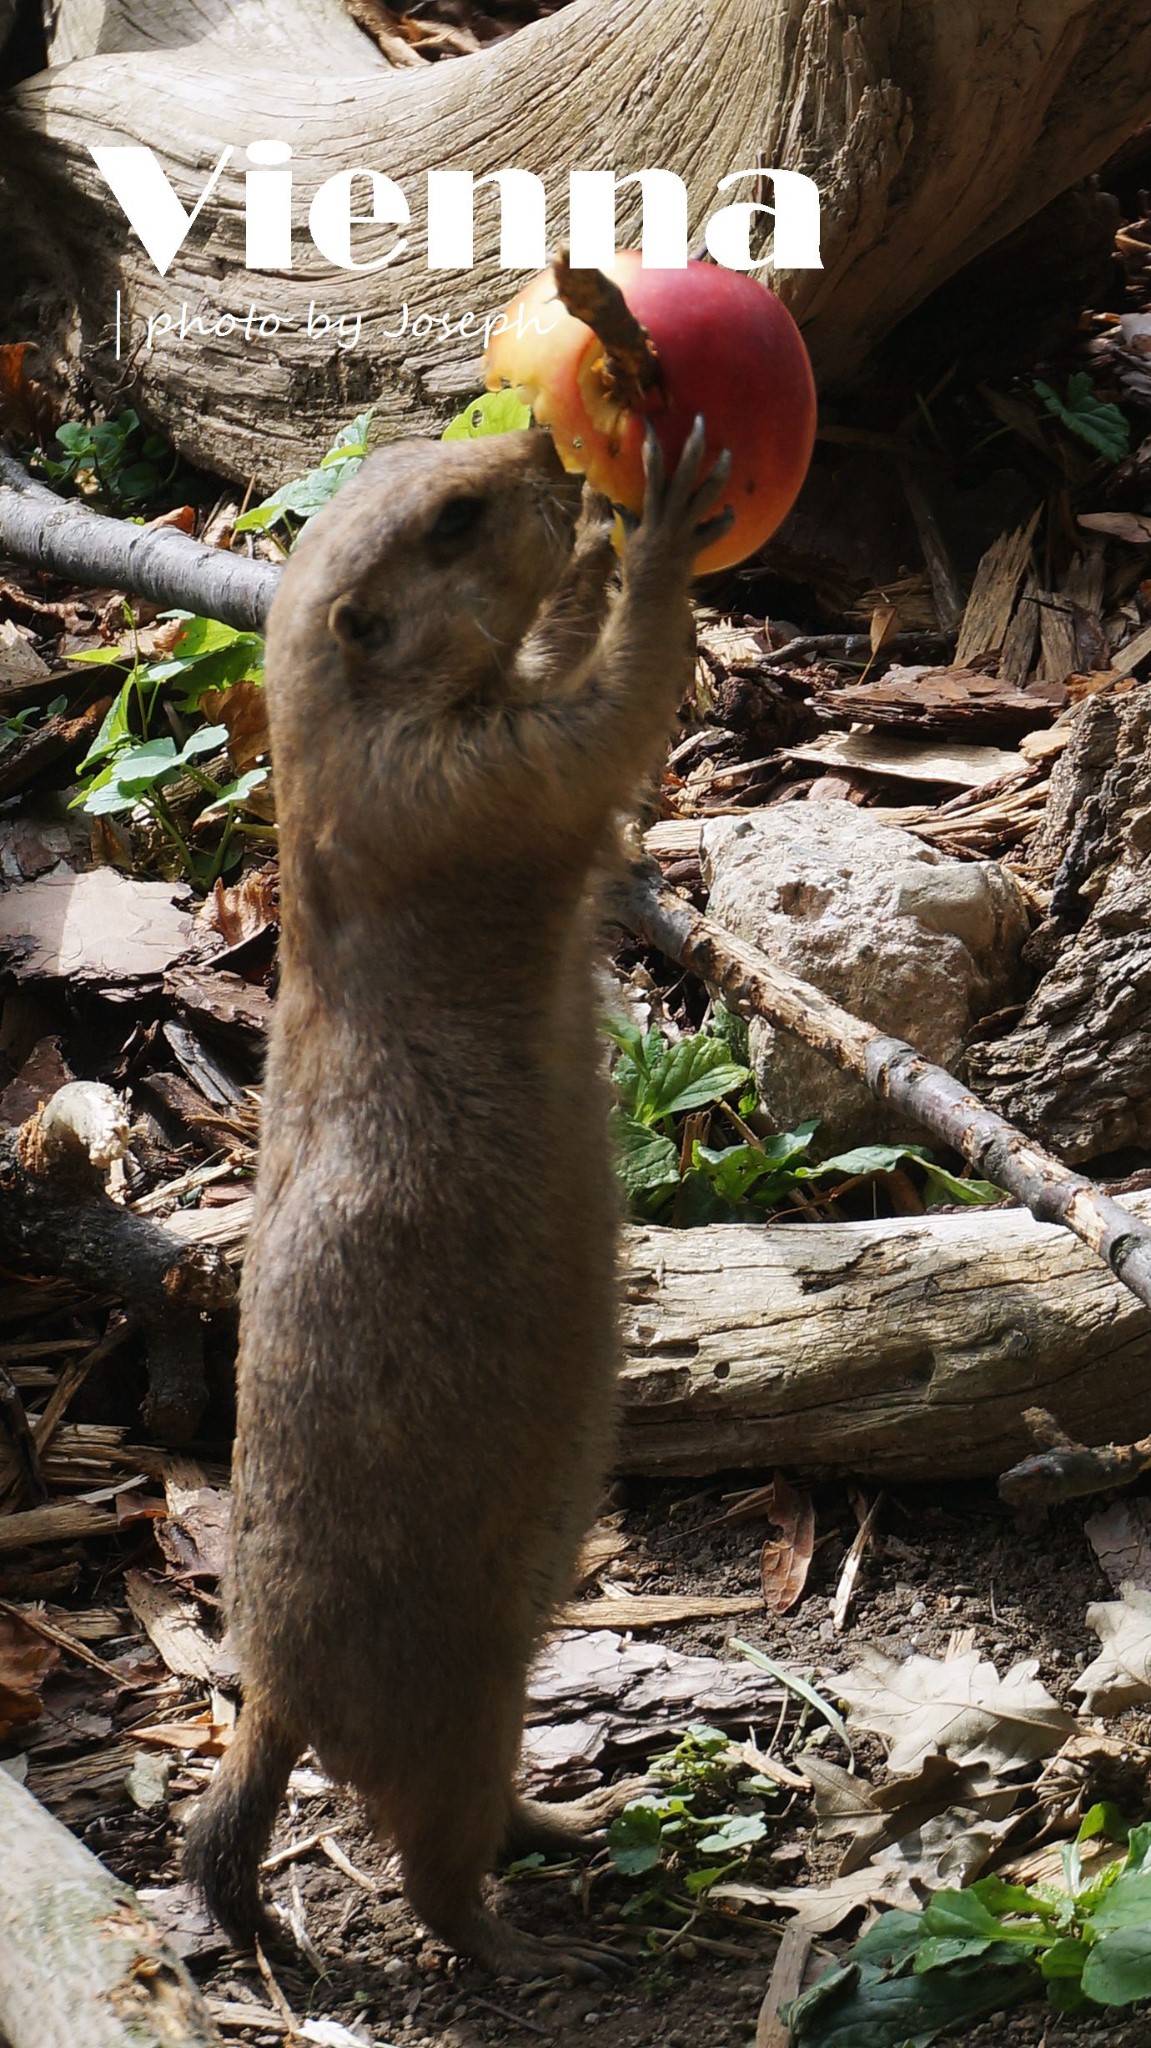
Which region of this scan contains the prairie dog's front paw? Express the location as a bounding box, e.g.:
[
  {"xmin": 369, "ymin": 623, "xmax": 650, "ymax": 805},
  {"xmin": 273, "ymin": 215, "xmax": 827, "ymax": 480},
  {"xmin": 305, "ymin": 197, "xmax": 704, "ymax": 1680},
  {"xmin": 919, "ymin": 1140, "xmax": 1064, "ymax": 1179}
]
[{"xmin": 630, "ymin": 416, "xmax": 733, "ymax": 571}]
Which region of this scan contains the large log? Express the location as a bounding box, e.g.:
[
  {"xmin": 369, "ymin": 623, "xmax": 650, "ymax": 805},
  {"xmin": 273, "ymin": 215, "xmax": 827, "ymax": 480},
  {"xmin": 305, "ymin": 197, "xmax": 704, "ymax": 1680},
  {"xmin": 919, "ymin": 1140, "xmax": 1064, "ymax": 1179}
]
[
  {"xmin": 3, "ymin": 0, "xmax": 1151, "ymax": 481},
  {"xmin": 0, "ymin": 1766, "xmax": 223, "ymax": 2048},
  {"xmin": 162, "ymin": 1190, "xmax": 1151, "ymax": 1480},
  {"xmin": 617, "ymin": 1198, "xmax": 1151, "ymax": 1480}
]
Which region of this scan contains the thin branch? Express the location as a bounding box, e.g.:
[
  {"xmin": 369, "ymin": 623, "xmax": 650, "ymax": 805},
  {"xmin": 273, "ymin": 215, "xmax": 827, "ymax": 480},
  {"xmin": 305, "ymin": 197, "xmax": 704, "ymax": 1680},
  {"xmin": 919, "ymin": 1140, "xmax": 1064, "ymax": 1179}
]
[{"xmin": 0, "ymin": 450, "xmax": 278, "ymax": 632}]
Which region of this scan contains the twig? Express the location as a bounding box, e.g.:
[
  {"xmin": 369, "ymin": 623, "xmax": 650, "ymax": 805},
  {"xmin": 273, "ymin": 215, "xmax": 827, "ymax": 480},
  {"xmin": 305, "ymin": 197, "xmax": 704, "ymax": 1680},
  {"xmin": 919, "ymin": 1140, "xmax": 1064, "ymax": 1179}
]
[
  {"xmin": 0, "ymin": 1596, "xmax": 132, "ymax": 1685},
  {"xmin": 616, "ymin": 857, "xmax": 1151, "ymax": 1316},
  {"xmin": 998, "ymin": 1408, "xmax": 1151, "ymax": 1507}
]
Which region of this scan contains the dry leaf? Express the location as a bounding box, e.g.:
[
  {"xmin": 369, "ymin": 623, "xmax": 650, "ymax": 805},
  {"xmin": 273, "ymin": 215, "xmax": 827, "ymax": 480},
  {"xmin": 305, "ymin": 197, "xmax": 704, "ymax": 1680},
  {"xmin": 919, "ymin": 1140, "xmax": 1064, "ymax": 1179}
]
[
  {"xmin": 759, "ymin": 1472, "xmax": 815, "ymax": 1614},
  {"xmin": 1085, "ymin": 1499, "xmax": 1151, "ymax": 1593},
  {"xmin": 1074, "ymin": 1584, "xmax": 1151, "ymax": 1714},
  {"xmin": 0, "ymin": 1612, "xmax": 59, "ymax": 1739},
  {"xmin": 195, "ymin": 865, "xmax": 279, "ymax": 950},
  {"xmin": 712, "ymin": 1865, "xmax": 919, "ymax": 1934},
  {"xmin": 833, "ymin": 1646, "xmax": 1074, "ymax": 1776},
  {"xmin": 199, "ymin": 679, "xmax": 269, "ymax": 776},
  {"xmin": 129, "ymin": 1709, "xmax": 233, "ymax": 1755},
  {"xmin": 869, "ymin": 601, "xmax": 901, "ymax": 654}
]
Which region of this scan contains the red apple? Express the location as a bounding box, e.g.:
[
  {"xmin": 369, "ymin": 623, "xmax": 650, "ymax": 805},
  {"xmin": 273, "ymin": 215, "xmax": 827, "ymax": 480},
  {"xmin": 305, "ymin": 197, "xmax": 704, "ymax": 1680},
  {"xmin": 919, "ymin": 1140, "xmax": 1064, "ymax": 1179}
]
[{"xmin": 485, "ymin": 252, "xmax": 816, "ymax": 573}]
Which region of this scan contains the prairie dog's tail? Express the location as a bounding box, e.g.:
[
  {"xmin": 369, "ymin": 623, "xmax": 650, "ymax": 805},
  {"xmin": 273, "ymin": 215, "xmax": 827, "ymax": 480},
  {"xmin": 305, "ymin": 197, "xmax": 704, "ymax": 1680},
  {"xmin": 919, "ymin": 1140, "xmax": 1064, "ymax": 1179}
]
[{"xmin": 183, "ymin": 1696, "xmax": 298, "ymax": 1946}]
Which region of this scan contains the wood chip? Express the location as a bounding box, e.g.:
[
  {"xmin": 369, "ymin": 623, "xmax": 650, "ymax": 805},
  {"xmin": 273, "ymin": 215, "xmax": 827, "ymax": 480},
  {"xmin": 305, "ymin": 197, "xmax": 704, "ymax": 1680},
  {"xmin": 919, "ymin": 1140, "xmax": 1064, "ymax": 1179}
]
[
  {"xmin": 782, "ymin": 731, "xmax": 1028, "ymax": 788},
  {"xmin": 123, "ymin": 1569, "xmax": 234, "ymax": 1683},
  {"xmin": 559, "ymin": 1592, "xmax": 761, "ymax": 1629},
  {"xmin": 757, "ymin": 1924, "xmax": 814, "ymax": 2048},
  {"xmin": 0, "ymin": 1499, "xmax": 118, "ymax": 1553}
]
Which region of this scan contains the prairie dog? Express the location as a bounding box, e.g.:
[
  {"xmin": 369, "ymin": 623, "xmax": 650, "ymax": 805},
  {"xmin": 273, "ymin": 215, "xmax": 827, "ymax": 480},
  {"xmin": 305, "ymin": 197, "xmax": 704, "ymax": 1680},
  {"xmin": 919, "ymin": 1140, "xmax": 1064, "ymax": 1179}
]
[{"xmin": 183, "ymin": 422, "xmax": 730, "ymax": 1979}]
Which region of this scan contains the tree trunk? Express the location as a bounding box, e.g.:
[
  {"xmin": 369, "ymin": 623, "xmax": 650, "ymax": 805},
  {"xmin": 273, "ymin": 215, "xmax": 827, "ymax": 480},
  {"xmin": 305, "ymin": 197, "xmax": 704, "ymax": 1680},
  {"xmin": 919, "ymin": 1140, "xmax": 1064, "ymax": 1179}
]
[
  {"xmin": 2, "ymin": 0, "xmax": 1151, "ymax": 484},
  {"xmin": 966, "ymin": 685, "xmax": 1151, "ymax": 1164},
  {"xmin": 0, "ymin": 1767, "xmax": 223, "ymax": 2048}
]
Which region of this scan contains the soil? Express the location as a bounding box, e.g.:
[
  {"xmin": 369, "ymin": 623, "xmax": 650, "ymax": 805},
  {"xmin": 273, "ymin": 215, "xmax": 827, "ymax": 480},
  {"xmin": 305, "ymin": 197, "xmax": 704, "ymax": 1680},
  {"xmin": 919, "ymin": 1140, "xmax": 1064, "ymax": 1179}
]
[{"xmin": 48, "ymin": 1474, "xmax": 1150, "ymax": 2048}]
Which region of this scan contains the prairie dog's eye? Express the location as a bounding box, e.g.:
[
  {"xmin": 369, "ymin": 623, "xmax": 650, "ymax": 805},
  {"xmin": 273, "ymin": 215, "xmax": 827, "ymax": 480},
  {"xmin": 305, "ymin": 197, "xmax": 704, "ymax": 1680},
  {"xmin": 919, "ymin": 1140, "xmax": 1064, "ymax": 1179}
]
[
  {"xmin": 327, "ymin": 594, "xmax": 389, "ymax": 653},
  {"xmin": 430, "ymin": 495, "xmax": 486, "ymax": 542}
]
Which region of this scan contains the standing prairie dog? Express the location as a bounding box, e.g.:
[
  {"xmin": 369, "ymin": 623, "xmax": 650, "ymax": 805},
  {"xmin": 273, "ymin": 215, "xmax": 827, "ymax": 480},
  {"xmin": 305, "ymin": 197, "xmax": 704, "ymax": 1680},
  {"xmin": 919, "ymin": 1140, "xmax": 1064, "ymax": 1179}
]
[{"xmin": 183, "ymin": 420, "xmax": 731, "ymax": 1979}]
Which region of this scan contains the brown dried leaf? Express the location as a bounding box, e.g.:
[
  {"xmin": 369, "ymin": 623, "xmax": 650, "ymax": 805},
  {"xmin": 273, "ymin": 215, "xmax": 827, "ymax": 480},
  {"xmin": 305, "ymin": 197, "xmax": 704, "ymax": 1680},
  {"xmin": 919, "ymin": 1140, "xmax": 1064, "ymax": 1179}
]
[
  {"xmin": 833, "ymin": 1646, "xmax": 1074, "ymax": 1775},
  {"xmin": 1074, "ymin": 1585, "xmax": 1151, "ymax": 1715},
  {"xmin": 759, "ymin": 1472, "xmax": 815, "ymax": 1615},
  {"xmin": 0, "ymin": 1611, "xmax": 59, "ymax": 1738},
  {"xmin": 195, "ymin": 865, "xmax": 279, "ymax": 950},
  {"xmin": 198, "ymin": 679, "xmax": 269, "ymax": 777},
  {"xmin": 869, "ymin": 601, "xmax": 901, "ymax": 654}
]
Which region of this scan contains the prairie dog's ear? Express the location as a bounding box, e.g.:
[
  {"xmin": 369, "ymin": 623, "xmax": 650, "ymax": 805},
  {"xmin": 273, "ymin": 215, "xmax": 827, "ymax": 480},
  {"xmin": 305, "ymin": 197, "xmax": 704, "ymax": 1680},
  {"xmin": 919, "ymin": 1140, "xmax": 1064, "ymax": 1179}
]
[{"xmin": 327, "ymin": 591, "xmax": 390, "ymax": 655}]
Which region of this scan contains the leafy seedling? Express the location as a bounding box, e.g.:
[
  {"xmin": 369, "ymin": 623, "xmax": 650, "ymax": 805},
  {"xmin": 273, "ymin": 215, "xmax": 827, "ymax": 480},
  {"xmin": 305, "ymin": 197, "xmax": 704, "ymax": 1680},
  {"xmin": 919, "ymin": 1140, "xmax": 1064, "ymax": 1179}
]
[
  {"xmin": 788, "ymin": 1811, "xmax": 1151, "ymax": 2044},
  {"xmin": 37, "ymin": 409, "xmax": 178, "ymax": 509},
  {"xmin": 606, "ymin": 1724, "xmax": 777, "ymax": 1920},
  {"xmin": 1034, "ymin": 373, "xmax": 1130, "ymax": 463},
  {"xmin": 0, "ymin": 694, "xmax": 67, "ymax": 754},
  {"xmin": 234, "ymin": 410, "xmax": 374, "ymax": 537}
]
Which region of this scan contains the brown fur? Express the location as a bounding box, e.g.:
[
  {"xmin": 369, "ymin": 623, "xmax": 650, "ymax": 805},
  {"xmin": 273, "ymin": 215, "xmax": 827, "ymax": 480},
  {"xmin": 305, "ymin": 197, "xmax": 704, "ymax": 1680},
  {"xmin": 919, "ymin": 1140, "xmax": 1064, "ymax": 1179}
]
[{"xmin": 183, "ymin": 424, "xmax": 729, "ymax": 1978}]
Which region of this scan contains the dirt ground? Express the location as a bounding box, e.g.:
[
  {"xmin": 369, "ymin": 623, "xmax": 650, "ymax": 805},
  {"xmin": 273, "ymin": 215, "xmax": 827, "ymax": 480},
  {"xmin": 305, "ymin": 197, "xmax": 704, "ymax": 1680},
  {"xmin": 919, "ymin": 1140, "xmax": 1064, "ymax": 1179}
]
[{"xmin": 61, "ymin": 1474, "xmax": 1150, "ymax": 2048}]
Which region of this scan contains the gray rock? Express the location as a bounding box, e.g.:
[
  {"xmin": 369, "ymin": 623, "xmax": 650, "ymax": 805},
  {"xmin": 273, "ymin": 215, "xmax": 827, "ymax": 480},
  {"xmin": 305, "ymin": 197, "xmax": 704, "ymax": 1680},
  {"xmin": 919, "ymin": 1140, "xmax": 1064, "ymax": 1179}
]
[{"xmin": 702, "ymin": 805, "xmax": 1029, "ymax": 1146}]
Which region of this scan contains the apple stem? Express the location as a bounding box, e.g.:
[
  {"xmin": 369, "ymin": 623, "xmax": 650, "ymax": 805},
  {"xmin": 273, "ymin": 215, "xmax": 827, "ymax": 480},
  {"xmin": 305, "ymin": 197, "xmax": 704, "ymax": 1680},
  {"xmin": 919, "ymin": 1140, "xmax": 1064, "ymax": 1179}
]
[{"xmin": 551, "ymin": 244, "xmax": 666, "ymax": 411}]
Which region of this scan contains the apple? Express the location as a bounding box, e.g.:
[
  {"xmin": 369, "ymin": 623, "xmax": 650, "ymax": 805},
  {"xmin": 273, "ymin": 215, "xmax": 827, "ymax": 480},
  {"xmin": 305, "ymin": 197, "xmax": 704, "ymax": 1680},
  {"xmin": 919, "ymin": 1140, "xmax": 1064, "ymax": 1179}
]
[{"xmin": 485, "ymin": 252, "xmax": 816, "ymax": 573}]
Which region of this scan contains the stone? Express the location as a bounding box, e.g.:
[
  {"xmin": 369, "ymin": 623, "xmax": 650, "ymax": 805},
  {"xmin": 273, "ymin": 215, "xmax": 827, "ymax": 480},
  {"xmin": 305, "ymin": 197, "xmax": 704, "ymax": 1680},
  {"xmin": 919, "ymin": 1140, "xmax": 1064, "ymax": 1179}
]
[{"xmin": 702, "ymin": 804, "xmax": 1029, "ymax": 1147}]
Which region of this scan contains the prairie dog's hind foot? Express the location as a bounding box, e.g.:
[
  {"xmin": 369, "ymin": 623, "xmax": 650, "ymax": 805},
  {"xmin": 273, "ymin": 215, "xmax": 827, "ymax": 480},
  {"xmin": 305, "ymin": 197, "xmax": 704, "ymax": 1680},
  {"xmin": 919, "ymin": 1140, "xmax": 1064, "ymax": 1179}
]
[{"xmin": 436, "ymin": 1901, "xmax": 625, "ymax": 1983}]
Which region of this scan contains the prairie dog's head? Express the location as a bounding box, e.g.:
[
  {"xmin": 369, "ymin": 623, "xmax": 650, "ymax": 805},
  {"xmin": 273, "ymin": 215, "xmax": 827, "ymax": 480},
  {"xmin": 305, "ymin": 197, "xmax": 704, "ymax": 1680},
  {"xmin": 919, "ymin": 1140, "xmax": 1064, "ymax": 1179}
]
[{"xmin": 266, "ymin": 431, "xmax": 581, "ymax": 750}]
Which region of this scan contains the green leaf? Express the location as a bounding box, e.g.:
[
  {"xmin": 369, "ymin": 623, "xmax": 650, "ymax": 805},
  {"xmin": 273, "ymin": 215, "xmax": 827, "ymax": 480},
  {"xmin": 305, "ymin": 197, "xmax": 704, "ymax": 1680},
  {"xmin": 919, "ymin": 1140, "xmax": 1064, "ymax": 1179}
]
[
  {"xmin": 969, "ymin": 1875, "xmax": 1047, "ymax": 1917},
  {"xmin": 696, "ymin": 1812, "xmax": 767, "ymax": 1854},
  {"xmin": 608, "ymin": 1802, "xmax": 665, "ymax": 1876},
  {"xmin": 235, "ymin": 410, "xmax": 375, "ymax": 536},
  {"xmin": 786, "ymin": 1955, "xmax": 1038, "ymax": 2047},
  {"xmin": 1040, "ymin": 1938, "xmax": 1092, "ymax": 1982},
  {"xmin": 197, "ymin": 766, "xmax": 269, "ymax": 818},
  {"xmin": 851, "ymin": 1913, "xmax": 927, "ymax": 1971},
  {"xmin": 610, "ymin": 1111, "xmax": 680, "ymax": 1196},
  {"xmin": 178, "ymin": 722, "xmax": 229, "ymax": 761},
  {"xmin": 75, "ymin": 677, "xmax": 137, "ymax": 776},
  {"xmin": 636, "ymin": 1034, "xmax": 752, "ymax": 1120},
  {"xmin": 1081, "ymin": 1927, "xmax": 1151, "ymax": 2006},
  {"xmin": 442, "ymin": 389, "xmax": 533, "ymax": 440},
  {"xmin": 1088, "ymin": 1871, "xmax": 1151, "ymax": 1932},
  {"xmin": 922, "ymin": 1890, "xmax": 1047, "ymax": 1950},
  {"xmin": 918, "ymin": 1161, "xmax": 1005, "ymax": 1208},
  {"xmin": 1034, "ymin": 374, "xmax": 1130, "ymax": 463}
]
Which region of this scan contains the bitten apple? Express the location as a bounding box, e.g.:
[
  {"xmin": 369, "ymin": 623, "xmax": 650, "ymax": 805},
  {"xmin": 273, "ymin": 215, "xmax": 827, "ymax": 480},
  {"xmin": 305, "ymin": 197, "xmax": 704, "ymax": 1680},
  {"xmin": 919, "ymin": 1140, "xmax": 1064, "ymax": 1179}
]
[{"xmin": 485, "ymin": 252, "xmax": 816, "ymax": 573}]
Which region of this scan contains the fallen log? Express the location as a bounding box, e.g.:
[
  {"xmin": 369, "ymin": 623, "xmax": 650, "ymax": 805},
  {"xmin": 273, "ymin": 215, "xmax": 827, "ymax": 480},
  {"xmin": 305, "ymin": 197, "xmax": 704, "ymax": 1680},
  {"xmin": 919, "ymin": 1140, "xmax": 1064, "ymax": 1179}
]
[
  {"xmin": 617, "ymin": 1195, "xmax": 1151, "ymax": 1480},
  {"xmin": 0, "ymin": 1766, "xmax": 223, "ymax": 2048},
  {"xmin": 162, "ymin": 1190, "xmax": 1151, "ymax": 1480}
]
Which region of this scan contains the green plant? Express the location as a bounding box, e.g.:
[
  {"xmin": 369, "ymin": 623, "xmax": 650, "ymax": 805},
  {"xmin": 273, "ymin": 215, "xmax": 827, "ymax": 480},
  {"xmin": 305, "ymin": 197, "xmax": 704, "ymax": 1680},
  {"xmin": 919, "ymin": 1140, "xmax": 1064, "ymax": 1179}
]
[
  {"xmin": 607, "ymin": 1724, "xmax": 778, "ymax": 1913},
  {"xmin": 1033, "ymin": 373, "xmax": 1130, "ymax": 463},
  {"xmin": 0, "ymin": 694, "xmax": 66, "ymax": 754},
  {"xmin": 234, "ymin": 410, "xmax": 374, "ymax": 538},
  {"xmin": 441, "ymin": 389, "xmax": 533, "ymax": 441},
  {"xmin": 37, "ymin": 410, "xmax": 177, "ymax": 509},
  {"xmin": 787, "ymin": 1808, "xmax": 1151, "ymax": 2046},
  {"xmin": 69, "ymin": 611, "xmax": 268, "ymax": 885},
  {"xmin": 605, "ymin": 1014, "xmax": 1004, "ymax": 1224}
]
